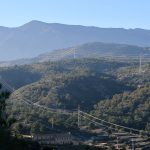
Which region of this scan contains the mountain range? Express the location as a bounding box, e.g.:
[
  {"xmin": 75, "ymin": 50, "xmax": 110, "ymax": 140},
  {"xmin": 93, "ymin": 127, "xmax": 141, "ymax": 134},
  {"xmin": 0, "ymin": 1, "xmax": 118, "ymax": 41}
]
[
  {"xmin": 1, "ymin": 20, "xmax": 150, "ymax": 61},
  {"xmin": 0, "ymin": 42, "xmax": 150, "ymax": 67}
]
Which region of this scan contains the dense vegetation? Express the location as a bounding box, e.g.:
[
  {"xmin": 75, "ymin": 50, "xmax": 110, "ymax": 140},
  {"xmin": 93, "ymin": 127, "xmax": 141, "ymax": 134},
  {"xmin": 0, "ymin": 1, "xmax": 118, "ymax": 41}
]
[
  {"xmin": 0, "ymin": 66, "xmax": 41, "ymax": 89},
  {"xmin": 116, "ymin": 63, "xmax": 150, "ymax": 87},
  {"xmin": 2, "ymin": 58, "xmax": 132, "ymax": 133},
  {"xmin": 91, "ymin": 62, "xmax": 150, "ymax": 132},
  {"xmin": 0, "ymin": 84, "xmax": 40, "ymax": 150},
  {"xmin": 0, "ymin": 58, "xmax": 149, "ymax": 134},
  {"xmin": 0, "ymin": 58, "xmax": 128, "ymax": 89},
  {"xmin": 8, "ymin": 59, "xmax": 133, "ymax": 109},
  {"xmin": 92, "ymin": 86, "xmax": 150, "ymax": 132},
  {"xmin": 11, "ymin": 72, "xmax": 132, "ymax": 110}
]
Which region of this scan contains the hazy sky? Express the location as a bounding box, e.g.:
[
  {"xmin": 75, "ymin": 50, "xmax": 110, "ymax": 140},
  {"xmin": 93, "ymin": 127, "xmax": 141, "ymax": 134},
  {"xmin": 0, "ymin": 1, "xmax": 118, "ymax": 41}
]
[{"xmin": 0, "ymin": 0, "xmax": 150, "ymax": 29}]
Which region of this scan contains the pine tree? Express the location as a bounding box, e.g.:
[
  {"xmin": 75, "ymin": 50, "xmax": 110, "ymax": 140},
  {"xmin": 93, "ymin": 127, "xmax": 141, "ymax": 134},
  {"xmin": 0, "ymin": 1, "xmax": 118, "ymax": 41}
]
[
  {"xmin": 0, "ymin": 83, "xmax": 10, "ymax": 128},
  {"xmin": 0, "ymin": 83, "xmax": 40, "ymax": 150},
  {"xmin": 0, "ymin": 83, "xmax": 11, "ymax": 149}
]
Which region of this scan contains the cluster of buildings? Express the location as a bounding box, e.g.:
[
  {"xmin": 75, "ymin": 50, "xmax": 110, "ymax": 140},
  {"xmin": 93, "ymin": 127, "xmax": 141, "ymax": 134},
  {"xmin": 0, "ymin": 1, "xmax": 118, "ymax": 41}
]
[
  {"xmin": 33, "ymin": 133, "xmax": 73, "ymax": 145},
  {"xmin": 23, "ymin": 133, "xmax": 79, "ymax": 146}
]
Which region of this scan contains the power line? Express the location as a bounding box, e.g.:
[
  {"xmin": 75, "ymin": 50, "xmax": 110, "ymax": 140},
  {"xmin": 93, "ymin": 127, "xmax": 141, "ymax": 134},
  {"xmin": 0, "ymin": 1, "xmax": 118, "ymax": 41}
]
[
  {"xmin": 1, "ymin": 76, "xmax": 149, "ymax": 136},
  {"xmin": 139, "ymin": 55, "xmax": 142, "ymax": 74},
  {"xmin": 80, "ymin": 111, "xmax": 141, "ymax": 134}
]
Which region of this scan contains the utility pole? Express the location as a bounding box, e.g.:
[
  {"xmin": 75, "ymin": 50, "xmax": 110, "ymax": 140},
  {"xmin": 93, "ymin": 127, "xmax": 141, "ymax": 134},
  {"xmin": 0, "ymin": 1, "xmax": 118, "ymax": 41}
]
[
  {"xmin": 139, "ymin": 55, "xmax": 142, "ymax": 74},
  {"xmin": 131, "ymin": 138, "xmax": 135, "ymax": 150},
  {"xmin": 116, "ymin": 136, "xmax": 119, "ymax": 150},
  {"xmin": 78, "ymin": 105, "xmax": 80, "ymax": 127},
  {"xmin": 73, "ymin": 48, "xmax": 76, "ymax": 59},
  {"xmin": 51, "ymin": 118, "xmax": 54, "ymax": 129}
]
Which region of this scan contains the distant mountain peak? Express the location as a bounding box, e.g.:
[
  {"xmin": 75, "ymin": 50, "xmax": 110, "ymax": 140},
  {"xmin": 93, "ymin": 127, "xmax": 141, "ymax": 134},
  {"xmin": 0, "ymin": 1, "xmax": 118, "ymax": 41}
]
[
  {"xmin": 20, "ymin": 20, "xmax": 49, "ymax": 28},
  {"xmin": 0, "ymin": 21, "xmax": 150, "ymax": 61}
]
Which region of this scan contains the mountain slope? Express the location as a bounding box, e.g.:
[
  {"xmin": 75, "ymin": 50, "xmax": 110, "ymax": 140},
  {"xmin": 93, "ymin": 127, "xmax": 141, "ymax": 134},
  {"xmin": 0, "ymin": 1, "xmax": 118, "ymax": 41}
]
[
  {"xmin": 0, "ymin": 65, "xmax": 41, "ymax": 89},
  {"xmin": 11, "ymin": 73, "xmax": 132, "ymax": 110},
  {"xmin": 1, "ymin": 42, "xmax": 150, "ymax": 67},
  {"xmin": 1, "ymin": 20, "xmax": 150, "ymax": 60},
  {"xmin": 6, "ymin": 58, "xmax": 133, "ymax": 109},
  {"xmin": 5, "ymin": 59, "xmax": 134, "ymax": 134},
  {"xmin": 36, "ymin": 42, "xmax": 150, "ymax": 62},
  {"xmin": 4, "ymin": 58, "xmax": 149, "ymax": 133},
  {"xmin": 93, "ymin": 86, "xmax": 150, "ymax": 131}
]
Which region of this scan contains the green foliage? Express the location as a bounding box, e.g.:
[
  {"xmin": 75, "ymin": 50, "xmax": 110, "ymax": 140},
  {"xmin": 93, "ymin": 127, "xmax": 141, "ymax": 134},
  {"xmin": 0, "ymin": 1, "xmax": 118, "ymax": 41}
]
[
  {"xmin": 3, "ymin": 58, "xmax": 150, "ymax": 134},
  {"xmin": 0, "ymin": 65, "xmax": 41, "ymax": 89},
  {"xmin": 9, "ymin": 58, "xmax": 132, "ymax": 109},
  {"xmin": 0, "ymin": 83, "xmax": 40, "ymax": 150},
  {"xmin": 4, "ymin": 59, "xmax": 134, "ymax": 133},
  {"xmin": 116, "ymin": 63, "xmax": 150, "ymax": 87},
  {"xmin": 93, "ymin": 86, "xmax": 150, "ymax": 131}
]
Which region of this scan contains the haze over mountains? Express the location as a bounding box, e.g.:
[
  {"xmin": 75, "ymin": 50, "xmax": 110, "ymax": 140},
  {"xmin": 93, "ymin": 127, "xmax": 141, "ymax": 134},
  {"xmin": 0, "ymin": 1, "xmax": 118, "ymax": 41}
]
[
  {"xmin": 1, "ymin": 42, "xmax": 150, "ymax": 67},
  {"xmin": 1, "ymin": 20, "xmax": 150, "ymax": 61}
]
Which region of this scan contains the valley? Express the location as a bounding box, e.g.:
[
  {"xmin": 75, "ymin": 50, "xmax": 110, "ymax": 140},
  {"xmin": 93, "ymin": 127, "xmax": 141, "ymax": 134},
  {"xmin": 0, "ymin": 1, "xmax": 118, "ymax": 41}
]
[
  {"xmin": 0, "ymin": 56, "xmax": 149, "ymax": 149},
  {"xmin": 0, "ymin": 17, "xmax": 150, "ymax": 149},
  {"xmin": 0, "ymin": 0, "xmax": 150, "ymax": 150}
]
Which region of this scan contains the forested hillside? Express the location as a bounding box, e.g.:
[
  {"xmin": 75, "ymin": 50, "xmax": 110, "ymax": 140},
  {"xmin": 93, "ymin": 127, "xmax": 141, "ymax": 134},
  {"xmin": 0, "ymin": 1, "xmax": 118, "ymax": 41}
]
[
  {"xmin": 11, "ymin": 72, "xmax": 132, "ymax": 110},
  {"xmin": 92, "ymin": 86, "xmax": 150, "ymax": 132},
  {"xmin": 116, "ymin": 63, "xmax": 150, "ymax": 87},
  {"xmin": 0, "ymin": 66, "xmax": 41, "ymax": 89},
  {"xmin": 36, "ymin": 42, "xmax": 150, "ymax": 62},
  {"xmin": 2, "ymin": 58, "xmax": 149, "ymax": 133},
  {"xmin": 0, "ymin": 58, "xmax": 128, "ymax": 89},
  {"xmin": 1, "ymin": 42, "xmax": 150, "ymax": 67},
  {"xmin": 1, "ymin": 58, "xmax": 133, "ymax": 133},
  {"xmin": 8, "ymin": 59, "xmax": 132, "ymax": 109}
]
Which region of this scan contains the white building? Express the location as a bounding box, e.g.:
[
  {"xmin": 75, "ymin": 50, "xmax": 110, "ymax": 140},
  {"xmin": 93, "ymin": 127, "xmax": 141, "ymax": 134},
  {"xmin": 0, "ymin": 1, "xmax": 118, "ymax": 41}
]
[{"xmin": 32, "ymin": 133, "xmax": 78, "ymax": 145}]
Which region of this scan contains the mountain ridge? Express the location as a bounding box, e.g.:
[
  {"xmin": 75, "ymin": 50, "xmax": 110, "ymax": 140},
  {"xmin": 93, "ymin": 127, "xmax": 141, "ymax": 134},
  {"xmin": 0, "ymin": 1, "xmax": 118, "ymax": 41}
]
[
  {"xmin": 0, "ymin": 42, "xmax": 150, "ymax": 67},
  {"xmin": 1, "ymin": 20, "xmax": 150, "ymax": 60},
  {"xmin": 2, "ymin": 20, "xmax": 150, "ymax": 30}
]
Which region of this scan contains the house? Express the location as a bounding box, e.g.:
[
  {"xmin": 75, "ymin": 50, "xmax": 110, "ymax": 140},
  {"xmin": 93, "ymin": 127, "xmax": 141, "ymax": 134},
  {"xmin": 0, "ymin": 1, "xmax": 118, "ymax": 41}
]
[{"xmin": 32, "ymin": 133, "xmax": 78, "ymax": 145}]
